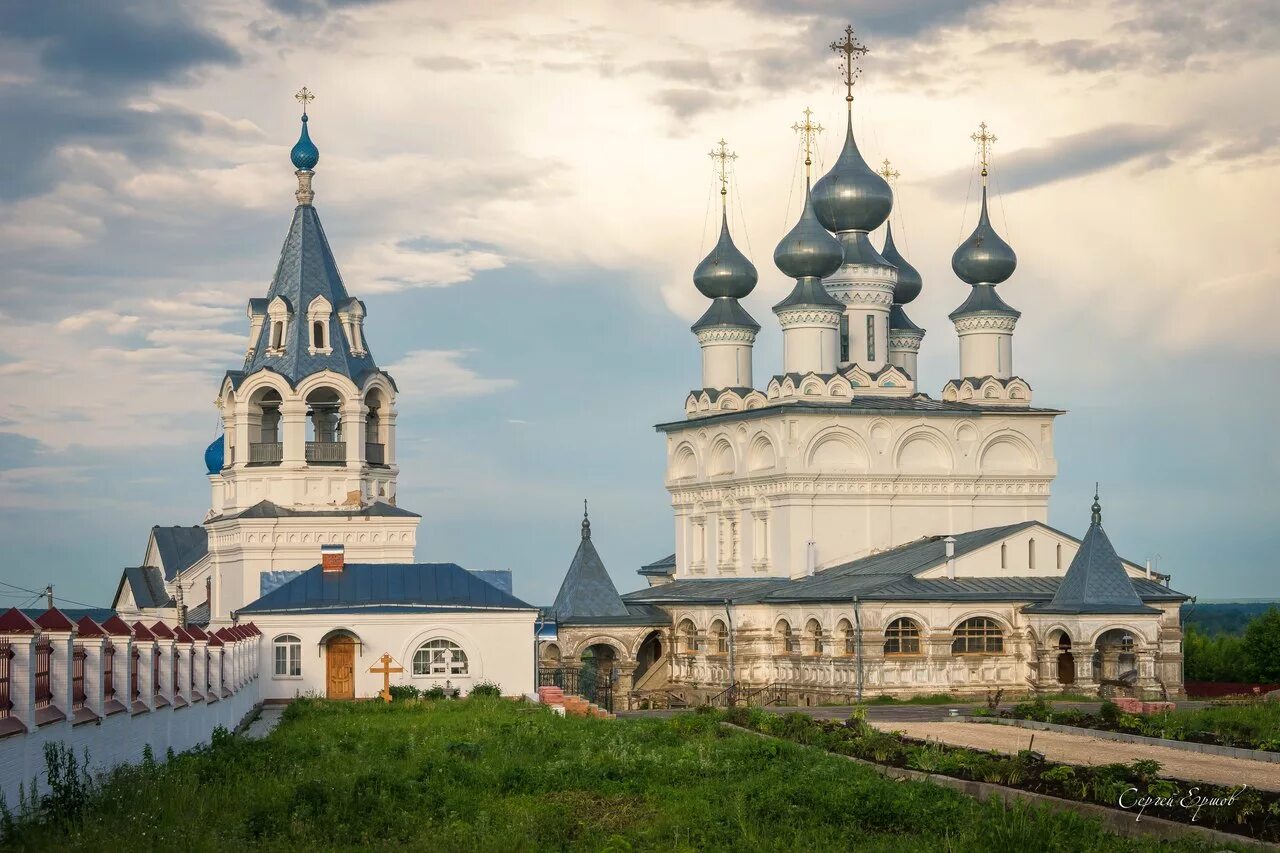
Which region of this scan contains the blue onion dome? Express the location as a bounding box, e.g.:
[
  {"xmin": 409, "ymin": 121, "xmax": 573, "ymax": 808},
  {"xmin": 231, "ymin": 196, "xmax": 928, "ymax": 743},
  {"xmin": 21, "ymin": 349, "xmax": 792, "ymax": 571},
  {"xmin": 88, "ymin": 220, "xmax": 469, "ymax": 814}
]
[
  {"xmin": 881, "ymin": 221, "xmax": 922, "ymax": 304},
  {"xmin": 203, "ymin": 436, "xmax": 225, "ymax": 475},
  {"xmin": 774, "ymin": 180, "xmax": 844, "ymax": 280},
  {"xmin": 812, "ymin": 114, "xmax": 893, "ymax": 233},
  {"xmin": 290, "ymin": 114, "xmax": 320, "ymax": 171},
  {"xmin": 694, "ymin": 209, "xmax": 758, "ymax": 299},
  {"xmin": 951, "ymin": 186, "xmax": 1016, "ymax": 284}
]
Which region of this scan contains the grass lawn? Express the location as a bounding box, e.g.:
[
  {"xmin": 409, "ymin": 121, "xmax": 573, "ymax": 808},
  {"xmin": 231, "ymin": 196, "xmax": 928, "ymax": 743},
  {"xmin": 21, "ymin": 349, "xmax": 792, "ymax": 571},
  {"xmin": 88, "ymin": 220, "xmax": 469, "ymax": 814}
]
[
  {"xmin": 1006, "ymin": 698, "xmax": 1280, "ymax": 751},
  {"xmin": 5, "ymin": 698, "xmax": 1230, "ymax": 851}
]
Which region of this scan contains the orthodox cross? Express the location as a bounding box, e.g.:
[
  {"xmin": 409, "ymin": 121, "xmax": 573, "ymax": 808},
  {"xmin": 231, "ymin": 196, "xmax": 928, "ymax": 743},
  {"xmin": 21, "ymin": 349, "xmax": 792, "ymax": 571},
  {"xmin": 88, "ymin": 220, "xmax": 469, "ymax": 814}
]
[
  {"xmin": 877, "ymin": 158, "xmax": 900, "ymax": 188},
  {"xmin": 971, "ymin": 121, "xmax": 996, "ymax": 183},
  {"xmin": 830, "ymin": 25, "xmax": 869, "ymax": 105},
  {"xmin": 295, "ymin": 86, "xmax": 315, "ymax": 116},
  {"xmin": 368, "ymin": 652, "xmax": 403, "ymax": 703},
  {"xmin": 709, "ymin": 138, "xmax": 737, "ymax": 210},
  {"xmin": 791, "ymin": 107, "xmax": 823, "ymax": 179}
]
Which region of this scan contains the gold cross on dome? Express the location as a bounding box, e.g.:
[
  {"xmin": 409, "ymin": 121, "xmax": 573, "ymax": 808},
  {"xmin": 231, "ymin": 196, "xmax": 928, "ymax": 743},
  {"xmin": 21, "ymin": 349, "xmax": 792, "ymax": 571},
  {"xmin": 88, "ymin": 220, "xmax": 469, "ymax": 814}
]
[
  {"xmin": 295, "ymin": 86, "xmax": 315, "ymax": 115},
  {"xmin": 791, "ymin": 107, "xmax": 823, "ymax": 179},
  {"xmin": 877, "ymin": 158, "xmax": 900, "ymax": 187},
  {"xmin": 830, "ymin": 25, "xmax": 870, "ymax": 104},
  {"xmin": 709, "ymin": 138, "xmax": 737, "ymax": 206},
  {"xmin": 971, "ymin": 121, "xmax": 997, "ymax": 180}
]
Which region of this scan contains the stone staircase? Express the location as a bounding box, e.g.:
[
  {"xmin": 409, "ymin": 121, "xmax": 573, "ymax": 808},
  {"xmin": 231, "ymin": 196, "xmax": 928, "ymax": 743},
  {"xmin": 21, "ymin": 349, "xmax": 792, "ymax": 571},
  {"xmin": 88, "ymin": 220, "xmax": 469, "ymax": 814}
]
[{"xmin": 537, "ymin": 685, "xmax": 615, "ymax": 720}]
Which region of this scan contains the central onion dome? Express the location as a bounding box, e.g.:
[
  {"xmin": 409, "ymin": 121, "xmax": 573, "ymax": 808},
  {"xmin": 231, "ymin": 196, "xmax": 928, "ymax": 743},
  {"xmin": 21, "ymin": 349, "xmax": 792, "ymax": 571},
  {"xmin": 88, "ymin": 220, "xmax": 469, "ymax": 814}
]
[
  {"xmin": 880, "ymin": 221, "xmax": 921, "ymax": 304},
  {"xmin": 290, "ymin": 114, "xmax": 320, "ymax": 171},
  {"xmin": 775, "ymin": 180, "xmax": 844, "ymax": 280},
  {"xmin": 812, "ymin": 115, "xmax": 893, "ymax": 233},
  {"xmin": 952, "ymin": 186, "xmax": 1016, "ymax": 284},
  {"xmin": 694, "ymin": 209, "xmax": 758, "ymax": 299}
]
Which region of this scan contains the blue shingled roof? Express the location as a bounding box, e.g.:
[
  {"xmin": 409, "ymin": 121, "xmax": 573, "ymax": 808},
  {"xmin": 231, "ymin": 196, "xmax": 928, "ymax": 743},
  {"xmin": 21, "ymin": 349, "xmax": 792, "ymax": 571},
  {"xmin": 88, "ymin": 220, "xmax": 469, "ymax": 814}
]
[
  {"xmin": 237, "ymin": 563, "xmax": 534, "ymax": 614},
  {"xmin": 550, "ymin": 522, "xmax": 636, "ymax": 624},
  {"xmin": 241, "ymin": 204, "xmax": 379, "ymax": 387},
  {"xmin": 151, "ymin": 525, "xmax": 208, "ymax": 581},
  {"xmin": 114, "ymin": 566, "xmax": 172, "ymax": 610},
  {"xmin": 1024, "ymin": 519, "xmax": 1160, "ymax": 615}
]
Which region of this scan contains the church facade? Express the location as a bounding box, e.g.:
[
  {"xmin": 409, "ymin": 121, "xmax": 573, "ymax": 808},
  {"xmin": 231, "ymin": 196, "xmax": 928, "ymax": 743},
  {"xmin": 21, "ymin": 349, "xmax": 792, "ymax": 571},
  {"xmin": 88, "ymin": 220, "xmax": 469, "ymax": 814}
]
[
  {"xmin": 540, "ymin": 31, "xmax": 1189, "ymax": 706},
  {"xmin": 111, "ymin": 98, "xmax": 538, "ymax": 700}
]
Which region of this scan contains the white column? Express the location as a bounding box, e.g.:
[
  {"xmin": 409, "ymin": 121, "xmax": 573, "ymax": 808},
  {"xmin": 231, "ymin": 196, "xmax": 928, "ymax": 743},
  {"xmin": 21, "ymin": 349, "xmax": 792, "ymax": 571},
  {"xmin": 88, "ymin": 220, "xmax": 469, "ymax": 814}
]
[
  {"xmin": 343, "ymin": 400, "xmax": 367, "ymax": 468},
  {"xmin": 281, "ymin": 399, "xmax": 308, "ymax": 468}
]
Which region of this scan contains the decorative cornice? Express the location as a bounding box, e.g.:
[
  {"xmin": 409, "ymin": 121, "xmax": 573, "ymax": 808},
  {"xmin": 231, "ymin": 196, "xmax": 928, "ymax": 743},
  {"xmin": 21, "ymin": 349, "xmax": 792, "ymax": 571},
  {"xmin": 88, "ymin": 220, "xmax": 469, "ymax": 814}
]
[
  {"xmin": 696, "ymin": 326, "xmax": 759, "ymax": 344},
  {"xmin": 776, "ymin": 307, "xmax": 842, "ymax": 327},
  {"xmin": 954, "ymin": 314, "xmax": 1018, "ymax": 333},
  {"xmin": 888, "ymin": 331, "xmax": 924, "ymax": 351},
  {"xmin": 670, "ymin": 476, "xmax": 1055, "ymax": 505},
  {"xmin": 827, "ymin": 288, "xmax": 894, "ymax": 307}
]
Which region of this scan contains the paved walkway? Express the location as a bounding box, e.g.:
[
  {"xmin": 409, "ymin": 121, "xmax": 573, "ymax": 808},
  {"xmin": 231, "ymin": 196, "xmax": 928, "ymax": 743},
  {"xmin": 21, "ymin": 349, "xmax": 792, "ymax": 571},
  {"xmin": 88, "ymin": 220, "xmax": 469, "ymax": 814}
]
[
  {"xmin": 876, "ymin": 721, "xmax": 1279, "ymax": 792},
  {"xmin": 242, "ymin": 705, "xmax": 285, "ymax": 740},
  {"xmin": 620, "ymin": 702, "xmax": 1208, "ymax": 724}
]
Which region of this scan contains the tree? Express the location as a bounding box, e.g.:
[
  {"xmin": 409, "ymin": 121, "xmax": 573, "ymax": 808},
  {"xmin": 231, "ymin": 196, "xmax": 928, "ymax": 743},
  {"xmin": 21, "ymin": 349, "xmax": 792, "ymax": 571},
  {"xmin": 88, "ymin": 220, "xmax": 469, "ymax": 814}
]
[{"xmin": 1243, "ymin": 607, "xmax": 1280, "ymax": 683}]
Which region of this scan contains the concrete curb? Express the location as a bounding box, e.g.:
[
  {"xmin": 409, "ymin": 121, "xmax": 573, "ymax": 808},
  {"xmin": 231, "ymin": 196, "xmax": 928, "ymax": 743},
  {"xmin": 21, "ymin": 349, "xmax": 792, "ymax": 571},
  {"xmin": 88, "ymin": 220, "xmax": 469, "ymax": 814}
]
[
  {"xmin": 963, "ymin": 716, "xmax": 1280, "ymax": 764},
  {"xmin": 720, "ymin": 723, "xmax": 1275, "ymax": 850}
]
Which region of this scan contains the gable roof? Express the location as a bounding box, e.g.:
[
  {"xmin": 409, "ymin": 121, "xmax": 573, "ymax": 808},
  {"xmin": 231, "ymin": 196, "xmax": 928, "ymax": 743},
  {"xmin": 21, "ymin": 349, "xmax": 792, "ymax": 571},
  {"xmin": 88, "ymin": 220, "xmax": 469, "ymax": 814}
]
[
  {"xmin": 237, "ymin": 562, "xmax": 534, "ymax": 615},
  {"xmin": 150, "ymin": 526, "xmax": 208, "ymax": 581},
  {"xmin": 1024, "ymin": 516, "xmax": 1160, "ymax": 615},
  {"xmin": 639, "ymin": 554, "xmax": 676, "ymax": 578},
  {"xmin": 115, "ymin": 566, "xmax": 173, "ymax": 610},
  {"xmin": 240, "ymin": 204, "xmax": 379, "ymax": 387}
]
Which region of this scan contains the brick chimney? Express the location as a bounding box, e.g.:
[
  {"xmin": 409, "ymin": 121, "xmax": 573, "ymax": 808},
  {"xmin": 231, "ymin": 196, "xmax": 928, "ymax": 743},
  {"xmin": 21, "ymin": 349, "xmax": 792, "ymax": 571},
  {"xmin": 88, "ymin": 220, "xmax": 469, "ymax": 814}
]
[{"xmin": 321, "ymin": 543, "xmax": 345, "ymax": 573}]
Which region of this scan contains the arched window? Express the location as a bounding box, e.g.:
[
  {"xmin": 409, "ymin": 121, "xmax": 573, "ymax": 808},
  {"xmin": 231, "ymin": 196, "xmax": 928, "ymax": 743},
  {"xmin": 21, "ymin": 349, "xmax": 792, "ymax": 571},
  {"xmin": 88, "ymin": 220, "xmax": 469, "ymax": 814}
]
[
  {"xmin": 710, "ymin": 619, "xmax": 728, "ymax": 655},
  {"xmin": 884, "ymin": 618, "xmax": 922, "ymax": 655},
  {"xmin": 952, "ymin": 618, "xmax": 1004, "ymax": 655},
  {"xmin": 837, "ymin": 618, "xmax": 854, "ymax": 655},
  {"xmin": 312, "ymin": 320, "xmax": 325, "ymax": 350},
  {"xmin": 273, "ymin": 634, "xmax": 301, "ymax": 677},
  {"xmin": 1000, "ymin": 542, "xmax": 1007, "ymax": 569},
  {"xmin": 413, "ymin": 639, "xmax": 468, "ymax": 676},
  {"xmin": 270, "ymin": 320, "xmax": 284, "ymax": 350},
  {"xmin": 776, "ymin": 619, "xmax": 796, "ymax": 655},
  {"xmin": 1028, "ymin": 538, "xmax": 1036, "ymax": 570},
  {"xmin": 805, "ymin": 618, "xmax": 823, "ymax": 655},
  {"xmin": 1056, "ymin": 543, "xmax": 1062, "ymax": 570},
  {"xmin": 678, "ymin": 619, "xmax": 698, "ymax": 653}
]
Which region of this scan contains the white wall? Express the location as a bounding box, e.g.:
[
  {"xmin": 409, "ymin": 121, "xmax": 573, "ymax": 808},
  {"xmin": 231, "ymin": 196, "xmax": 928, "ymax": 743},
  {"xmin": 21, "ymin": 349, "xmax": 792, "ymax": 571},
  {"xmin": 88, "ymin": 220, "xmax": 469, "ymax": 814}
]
[{"xmin": 254, "ymin": 610, "xmax": 538, "ymax": 701}]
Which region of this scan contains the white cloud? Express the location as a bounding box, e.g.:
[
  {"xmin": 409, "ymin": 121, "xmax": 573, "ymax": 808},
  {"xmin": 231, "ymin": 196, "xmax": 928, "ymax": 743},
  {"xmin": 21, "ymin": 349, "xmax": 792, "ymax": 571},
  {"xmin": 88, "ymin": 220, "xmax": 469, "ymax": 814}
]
[{"xmin": 383, "ymin": 350, "xmax": 515, "ymax": 403}]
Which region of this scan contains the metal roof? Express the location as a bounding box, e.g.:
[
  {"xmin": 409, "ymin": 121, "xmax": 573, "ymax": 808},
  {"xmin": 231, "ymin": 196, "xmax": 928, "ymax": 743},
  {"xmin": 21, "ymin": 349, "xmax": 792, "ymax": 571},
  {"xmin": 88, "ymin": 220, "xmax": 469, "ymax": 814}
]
[
  {"xmin": 207, "ymin": 499, "xmax": 420, "ymax": 524},
  {"xmin": 638, "ymin": 553, "xmax": 676, "ymax": 577},
  {"xmin": 1025, "ymin": 514, "xmax": 1162, "ymax": 615},
  {"xmin": 550, "ymin": 516, "xmax": 634, "ymax": 624},
  {"xmin": 151, "ymin": 525, "xmax": 208, "ymax": 581},
  {"xmin": 115, "ymin": 566, "xmax": 173, "ymax": 610},
  {"xmin": 691, "ymin": 296, "xmax": 760, "ymax": 332},
  {"xmin": 238, "ymin": 563, "xmax": 534, "ymax": 615}
]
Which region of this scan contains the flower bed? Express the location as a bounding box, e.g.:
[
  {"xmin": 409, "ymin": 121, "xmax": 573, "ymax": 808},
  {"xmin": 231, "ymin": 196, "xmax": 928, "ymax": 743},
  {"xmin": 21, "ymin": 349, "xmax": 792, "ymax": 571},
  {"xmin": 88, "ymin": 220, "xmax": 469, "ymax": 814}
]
[
  {"xmin": 719, "ymin": 706, "xmax": 1280, "ymax": 842},
  {"xmin": 1000, "ymin": 698, "xmax": 1280, "ymax": 752}
]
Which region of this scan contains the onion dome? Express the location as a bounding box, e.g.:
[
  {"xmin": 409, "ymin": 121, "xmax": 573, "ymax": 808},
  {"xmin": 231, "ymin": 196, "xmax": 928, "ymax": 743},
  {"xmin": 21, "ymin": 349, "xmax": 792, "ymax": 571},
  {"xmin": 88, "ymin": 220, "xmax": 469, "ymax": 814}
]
[
  {"xmin": 812, "ymin": 114, "xmax": 893, "ymax": 233},
  {"xmin": 203, "ymin": 436, "xmax": 225, "ymax": 475},
  {"xmin": 290, "ymin": 114, "xmax": 320, "ymax": 171},
  {"xmin": 951, "ymin": 187, "xmax": 1016, "ymax": 284},
  {"xmin": 880, "ymin": 221, "xmax": 921, "ymax": 304},
  {"xmin": 774, "ymin": 180, "xmax": 844, "ymax": 280},
  {"xmin": 692, "ymin": 297, "xmax": 760, "ymax": 333},
  {"xmin": 694, "ymin": 210, "xmax": 758, "ymax": 299}
]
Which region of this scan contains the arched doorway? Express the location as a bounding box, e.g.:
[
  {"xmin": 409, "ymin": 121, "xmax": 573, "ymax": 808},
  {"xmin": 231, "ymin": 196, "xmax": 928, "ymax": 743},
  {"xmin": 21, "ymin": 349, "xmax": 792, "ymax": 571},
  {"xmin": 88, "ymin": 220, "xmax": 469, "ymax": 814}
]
[
  {"xmin": 579, "ymin": 643, "xmax": 617, "ymax": 707},
  {"xmin": 325, "ymin": 634, "xmax": 356, "ymax": 699},
  {"xmin": 1094, "ymin": 629, "xmax": 1138, "ymax": 684},
  {"xmin": 634, "ymin": 631, "xmax": 663, "ymax": 682},
  {"xmin": 1054, "ymin": 632, "xmax": 1075, "ymax": 685}
]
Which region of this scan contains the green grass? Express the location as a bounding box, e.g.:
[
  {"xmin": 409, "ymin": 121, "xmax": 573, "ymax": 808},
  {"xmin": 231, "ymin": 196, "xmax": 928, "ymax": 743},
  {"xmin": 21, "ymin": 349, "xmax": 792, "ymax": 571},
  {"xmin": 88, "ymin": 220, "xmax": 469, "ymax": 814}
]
[
  {"xmin": 1010, "ymin": 698, "xmax": 1280, "ymax": 751},
  {"xmin": 4, "ymin": 698, "xmax": 1229, "ymax": 851}
]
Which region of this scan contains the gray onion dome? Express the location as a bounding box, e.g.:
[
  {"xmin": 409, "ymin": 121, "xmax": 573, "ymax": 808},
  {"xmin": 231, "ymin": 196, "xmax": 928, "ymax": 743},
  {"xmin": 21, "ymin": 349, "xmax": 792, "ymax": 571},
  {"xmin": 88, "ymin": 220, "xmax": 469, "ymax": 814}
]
[
  {"xmin": 694, "ymin": 209, "xmax": 758, "ymax": 299},
  {"xmin": 774, "ymin": 180, "xmax": 844, "ymax": 280},
  {"xmin": 812, "ymin": 114, "xmax": 893, "ymax": 233},
  {"xmin": 951, "ymin": 186, "xmax": 1017, "ymax": 284},
  {"xmin": 881, "ymin": 221, "xmax": 921, "ymax": 304}
]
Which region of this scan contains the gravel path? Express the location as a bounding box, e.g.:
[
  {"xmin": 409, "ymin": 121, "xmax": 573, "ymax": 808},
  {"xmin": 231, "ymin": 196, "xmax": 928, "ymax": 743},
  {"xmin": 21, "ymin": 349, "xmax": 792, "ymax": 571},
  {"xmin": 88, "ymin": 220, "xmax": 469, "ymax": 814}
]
[{"xmin": 877, "ymin": 721, "xmax": 1280, "ymax": 792}]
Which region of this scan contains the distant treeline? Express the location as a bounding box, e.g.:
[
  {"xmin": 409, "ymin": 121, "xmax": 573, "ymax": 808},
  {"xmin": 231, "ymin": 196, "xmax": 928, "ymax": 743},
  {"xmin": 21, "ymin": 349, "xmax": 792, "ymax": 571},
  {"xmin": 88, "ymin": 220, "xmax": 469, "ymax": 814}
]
[
  {"xmin": 1183, "ymin": 605, "xmax": 1280, "ymax": 683},
  {"xmin": 1181, "ymin": 601, "xmax": 1279, "ymax": 636}
]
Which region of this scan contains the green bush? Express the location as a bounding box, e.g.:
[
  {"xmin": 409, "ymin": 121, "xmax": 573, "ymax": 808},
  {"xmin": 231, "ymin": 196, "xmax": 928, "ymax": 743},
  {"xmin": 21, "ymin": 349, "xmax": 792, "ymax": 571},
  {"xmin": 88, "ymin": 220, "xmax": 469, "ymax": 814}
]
[
  {"xmin": 468, "ymin": 681, "xmax": 502, "ymax": 698},
  {"xmin": 387, "ymin": 684, "xmax": 420, "ymax": 701}
]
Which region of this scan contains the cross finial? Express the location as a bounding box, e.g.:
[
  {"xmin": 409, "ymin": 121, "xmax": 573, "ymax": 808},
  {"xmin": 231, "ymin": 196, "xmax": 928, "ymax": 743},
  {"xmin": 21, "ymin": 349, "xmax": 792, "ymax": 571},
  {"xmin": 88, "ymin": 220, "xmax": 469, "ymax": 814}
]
[
  {"xmin": 581, "ymin": 499, "xmax": 591, "ymax": 540},
  {"xmin": 971, "ymin": 121, "xmax": 997, "ymax": 184},
  {"xmin": 295, "ymin": 86, "xmax": 315, "ymax": 116},
  {"xmin": 877, "ymin": 158, "xmax": 900, "ymax": 187},
  {"xmin": 1091, "ymin": 482, "xmax": 1102, "ymax": 525},
  {"xmin": 830, "ymin": 24, "xmax": 870, "ymax": 108},
  {"xmin": 791, "ymin": 107, "xmax": 823, "ymax": 180},
  {"xmin": 709, "ymin": 138, "xmax": 737, "ymax": 212}
]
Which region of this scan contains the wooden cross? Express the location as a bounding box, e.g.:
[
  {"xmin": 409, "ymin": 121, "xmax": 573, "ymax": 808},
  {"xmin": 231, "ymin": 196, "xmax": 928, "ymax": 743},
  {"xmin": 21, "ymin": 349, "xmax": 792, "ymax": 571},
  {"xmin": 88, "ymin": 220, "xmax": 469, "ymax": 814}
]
[
  {"xmin": 791, "ymin": 107, "xmax": 823, "ymax": 179},
  {"xmin": 830, "ymin": 25, "xmax": 869, "ymax": 104},
  {"xmin": 971, "ymin": 121, "xmax": 997, "ymax": 181},
  {"xmin": 368, "ymin": 652, "xmax": 403, "ymax": 702}
]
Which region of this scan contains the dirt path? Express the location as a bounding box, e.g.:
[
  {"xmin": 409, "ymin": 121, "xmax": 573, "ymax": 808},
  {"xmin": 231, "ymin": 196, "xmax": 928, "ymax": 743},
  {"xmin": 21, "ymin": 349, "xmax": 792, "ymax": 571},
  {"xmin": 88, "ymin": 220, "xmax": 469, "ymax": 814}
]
[{"xmin": 876, "ymin": 721, "xmax": 1280, "ymax": 792}]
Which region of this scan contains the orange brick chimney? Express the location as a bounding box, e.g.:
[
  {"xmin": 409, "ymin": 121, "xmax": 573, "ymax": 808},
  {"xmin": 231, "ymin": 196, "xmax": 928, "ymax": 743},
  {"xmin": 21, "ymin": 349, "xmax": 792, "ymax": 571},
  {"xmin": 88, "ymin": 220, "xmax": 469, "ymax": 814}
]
[{"xmin": 321, "ymin": 543, "xmax": 345, "ymax": 573}]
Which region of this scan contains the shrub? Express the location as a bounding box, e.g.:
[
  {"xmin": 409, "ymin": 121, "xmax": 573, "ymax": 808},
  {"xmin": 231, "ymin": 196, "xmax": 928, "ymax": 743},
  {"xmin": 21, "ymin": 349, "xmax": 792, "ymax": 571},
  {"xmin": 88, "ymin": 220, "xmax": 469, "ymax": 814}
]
[
  {"xmin": 388, "ymin": 684, "xmax": 420, "ymax": 701},
  {"xmin": 1011, "ymin": 698, "xmax": 1052, "ymax": 722},
  {"xmin": 469, "ymin": 681, "xmax": 502, "ymax": 698},
  {"xmin": 1098, "ymin": 701, "xmax": 1121, "ymax": 725}
]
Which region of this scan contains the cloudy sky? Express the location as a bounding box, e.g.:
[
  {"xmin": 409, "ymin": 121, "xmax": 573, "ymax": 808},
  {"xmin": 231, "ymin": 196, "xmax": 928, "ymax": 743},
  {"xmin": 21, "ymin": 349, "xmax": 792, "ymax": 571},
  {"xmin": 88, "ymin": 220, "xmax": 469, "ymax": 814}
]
[{"xmin": 1, "ymin": 0, "xmax": 1277, "ymax": 610}]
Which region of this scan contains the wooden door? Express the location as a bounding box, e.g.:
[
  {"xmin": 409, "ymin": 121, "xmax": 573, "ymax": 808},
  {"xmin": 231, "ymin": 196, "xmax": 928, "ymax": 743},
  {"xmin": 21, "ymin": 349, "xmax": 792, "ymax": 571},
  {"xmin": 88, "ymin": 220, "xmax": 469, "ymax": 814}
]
[{"xmin": 326, "ymin": 636, "xmax": 355, "ymax": 699}]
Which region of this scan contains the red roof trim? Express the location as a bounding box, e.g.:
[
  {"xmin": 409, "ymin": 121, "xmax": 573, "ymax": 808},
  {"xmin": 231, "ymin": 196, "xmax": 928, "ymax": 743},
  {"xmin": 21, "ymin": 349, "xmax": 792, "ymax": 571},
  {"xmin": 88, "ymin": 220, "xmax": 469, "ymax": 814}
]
[
  {"xmin": 214, "ymin": 627, "xmax": 234, "ymax": 641},
  {"xmin": 131, "ymin": 622, "xmax": 155, "ymax": 641},
  {"xmin": 74, "ymin": 616, "xmax": 107, "ymax": 637},
  {"xmin": 150, "ymin": 622, "xmax": 175, "ymax": 639},
  {"xmin": 244, "ymin": 622, "xmax": 261, "ymax": 636},
  {"xmin": 173, "ymin": 627, "xmax": 194, "ymax": 643},
  {"xmin": 35, "ymin": 608, "xmax": 76, "ymax": 632},
  {"xmin": 0, "ymin": 607, "xmax": 39, "ymax": 634},
  {"xmin": 101, "ymin": 615, "xmax": 134, "ymax": 637},
  {"xmin": 206, "ymin": 634, "xmax": 223, "ymax": 647},
  {"xmin": 187, "ymin": 625, "xmax": 209, "ymax": 641}
]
